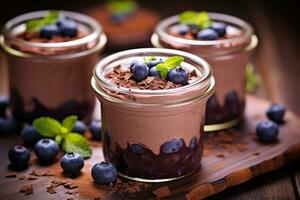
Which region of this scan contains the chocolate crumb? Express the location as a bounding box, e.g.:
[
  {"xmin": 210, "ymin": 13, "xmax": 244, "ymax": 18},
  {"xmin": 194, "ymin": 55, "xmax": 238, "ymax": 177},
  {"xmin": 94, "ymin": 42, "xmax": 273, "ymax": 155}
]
[
  {"xmin": 51, "ymin": 178, "xmax": 68, "ymax": 187},
  {"xmin": 19, "ymin": 176, "xmax": 26, "ymax": 180},
  {"xmin": 27, "ymin": 176, "xmax": 38, "ymax": 180},
  {"xmin": 66, "ymin": 191, "xmax": 77, "ymax": 195},
  {"xmin": 216, "ymin": 152, "xmax": 226, "ymax": 158},
  {"xmin": 5, "ymin": 172, "xmax": 17, "ymax": 178},
  {"xmin": 31, "ymin": 169, "xmax": 48, "ymax": 176},
  {"xmin": 20, "ymin": 185, "xmax": 33, "ymax": 195},
  {"xmin": 67, "ymin": 198, "xmax": 74, "ymax": 200},
  {"xmin": 253, "ymin": 152, "xmax": 260, "ymax": 156},
  {"xmin": 64, "ymin": 182, "xmax": 78, "ymax": 189},
  {"xmin": 47, "ymin": 186, "xmax": 57, "ymax": 194},
  {"xmin": 152, "ymin": 186, "xmax": 171, "ymax": 198}
]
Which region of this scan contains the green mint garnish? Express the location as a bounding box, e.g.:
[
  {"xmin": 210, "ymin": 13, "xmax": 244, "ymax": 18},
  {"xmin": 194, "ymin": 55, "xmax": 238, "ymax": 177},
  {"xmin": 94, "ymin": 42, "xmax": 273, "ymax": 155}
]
[
  {"xmin": 156, "ymin": 56, "xmax": 184, "ymax": 78},
  {"xmin": 33, "ymin": 115, "xmax": 92, "ymax": 158},
  {"xmin": 246, "ymin": 63, "xmax": 260, "ymax": 93},
  {"xmin": 107, "ymin": 0, "xmax": 138, "ymax": 15},
  {"xmin": 179, "ymin": 11, "xmax": 212, "ymax": 29},
  {"xmin": 144, "ymin": 56, "xmax": 156, "ymax": 65},
  {"xmin": 26, "ymin": 10, "xmax": 60, "ymax": 32}
]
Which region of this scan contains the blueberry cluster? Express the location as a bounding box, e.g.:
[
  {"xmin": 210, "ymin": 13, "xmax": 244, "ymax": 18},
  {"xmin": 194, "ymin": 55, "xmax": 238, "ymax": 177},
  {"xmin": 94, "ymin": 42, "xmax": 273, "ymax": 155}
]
[
  {"xmin": 130, "ymin": 57, "xmax": 189, "ymax": 85},
  {"xmin": 40, "ymin": 15, "xmax": 78, "ymax": 39},
  {"xmin": 256, "ymin": 104, "xmax": 285, "ymax": 143},
  {"xmin": 177, "ymin": 22, "xmax": 227, "ymax": 41},
  {"xmin": 0, "ymin": 96, "xmax": 19, "ymax": 135}
]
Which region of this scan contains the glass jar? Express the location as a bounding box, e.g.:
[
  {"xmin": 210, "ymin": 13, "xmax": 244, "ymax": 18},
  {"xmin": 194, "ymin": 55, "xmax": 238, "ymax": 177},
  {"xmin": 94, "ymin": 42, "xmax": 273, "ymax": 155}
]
[
  {"xmin": 0, "ymin": 10, "xmax": 107, "ymax": 123},
  {"xmin": 91, "ymin": 48, "xmax": 215, "ymax": 182},
  {"xmin": 152, "ymin": 13, "xmax": 258, "ymax": 131}
]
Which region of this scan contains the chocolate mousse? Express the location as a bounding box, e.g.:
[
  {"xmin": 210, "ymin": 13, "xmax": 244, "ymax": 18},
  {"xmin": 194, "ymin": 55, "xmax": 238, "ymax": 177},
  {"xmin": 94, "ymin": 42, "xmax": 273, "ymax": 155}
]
[
  {"xmin": 91, "ymin": 48, "xmax": 215, "ymax": 181},
  {"xmin": 152, "ymin": 11, "xmax": 258, "ymax": 131},
  {"xmin": 1, "ymin": 10, "xmax": 106, "ymax": 122},
  {"xmin": 85, "ymin": 0, "xmax": 159, "ymax": 50}
]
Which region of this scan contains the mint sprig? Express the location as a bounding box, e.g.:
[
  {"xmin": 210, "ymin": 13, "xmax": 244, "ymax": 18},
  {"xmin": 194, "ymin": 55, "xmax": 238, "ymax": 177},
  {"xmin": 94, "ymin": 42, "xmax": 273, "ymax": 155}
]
[
  {"xmin": 156, "ymin": 56, "xmax": 184, "ymax": 78},
  {"xmin": 179, "ymin": 11, "xmax": 212, "ymax": 29},
  {"xmin": 26, "ymin": 11, "xmax": 60, "ymax": 32},
  {"xmin": 246, "ymin": 63, "xmax": 260, "ymax": 93},
  {"xmin": 144, "ymin": 56, "xmax": 156, "ymax": 65},
  {"xmin": 33, "ymin": 115, "xmax": 92, "ymax": 158},
  {"xmin": 107, "ymin": 0, "xmax": 138, "ymax": 15}
]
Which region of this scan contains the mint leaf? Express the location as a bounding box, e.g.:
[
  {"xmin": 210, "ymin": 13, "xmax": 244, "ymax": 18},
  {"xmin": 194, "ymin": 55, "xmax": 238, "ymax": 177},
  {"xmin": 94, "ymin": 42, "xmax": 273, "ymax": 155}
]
[
  {"xmin": 164, "ymin": 56, "xmax": 184, "ymax": 70},
  {"xmin": 179, "ymin": 11, "xmax": 212, "ymax": 29},
  {"xmin": 33, "ymin": 117, "xmax": 62, "ymax": 138},
  {"xmin": 144, "ymin": 56, "xmax": 156, "ymax": 65},
  {"xmin": 55, "ymin": 135, "xmax": 63, "ymax": 144},
  {"xmin": 107, "ymin": 0, "xmax": 138, "ymax": 15},
  {"xmin": 62, "ymin": 115, "xmax": 78, "ymax": 131},
  {"xmin": 62, "ymin": 133, "xmax": 92, "ymax": 158},
  {"xmin": 246, "ymin": 64, "xmax": 260, "ymax": 93},
  {"xmin": 26, "ymin": 11, "xmax": 60, "ymax": 32},
  {"xmin": 156, "ymin": 63, "xmax": 168, "ymax": 78}
]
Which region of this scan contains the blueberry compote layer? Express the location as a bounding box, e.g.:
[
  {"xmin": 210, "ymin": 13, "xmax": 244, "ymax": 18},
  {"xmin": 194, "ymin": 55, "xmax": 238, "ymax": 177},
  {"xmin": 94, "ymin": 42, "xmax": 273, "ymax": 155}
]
[
  {"xmin": 205, "ymin": 91, "xmax": 245, "ymax": 124},
  {"xmin": 103, "ymin": 124, "xmax": 204, "ymax": 179}
]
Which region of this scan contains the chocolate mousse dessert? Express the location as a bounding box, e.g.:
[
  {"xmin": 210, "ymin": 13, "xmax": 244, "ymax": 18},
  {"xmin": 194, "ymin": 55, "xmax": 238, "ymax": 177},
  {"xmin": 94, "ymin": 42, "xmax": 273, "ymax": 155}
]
[
  {"xmin": 92, "ymin": 48, "xmax": 215, "ymax": 181},
  {"xmin": 152, "ymin": 11, "xmax": 258, "ymax": 131},
  {"xmin": 1, "ymin": 10, "xmax": 107, "ymax": 123},
  {"xmin": 86, "ymin": 0, "xmax": 159, "ymax": 50}
]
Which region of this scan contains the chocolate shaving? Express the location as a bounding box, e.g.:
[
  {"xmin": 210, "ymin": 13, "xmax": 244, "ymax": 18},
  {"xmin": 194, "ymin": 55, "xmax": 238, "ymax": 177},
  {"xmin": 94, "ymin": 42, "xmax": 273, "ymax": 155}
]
[
  {"xmin": 216, "ymin": 152, "xmax": 226, "ymax": 158},
  {"xmin": 64, "ymin": 182, "xmax": 78, "ymax": 189},
  {"xmin": 5, "ymin": 172, "xmax": 17, "ymax": 178},
  {"xmin": 152, "ymin": 186, "xmax": 171, "ymax": 198},
  {"xmin": 30, "ymin": 169, "xmax": 48, "ymax": 176},
  {"xmin": 27, "ymin": 176, "xmax": 38, "ymax": 180},
  {"xmin": 20, "ymin": 185, "xmax": 33, "ymax": 195},
  {"xmin": 46, "ymin": 186, "xmax": 57, "ymax": 194},
  {"xmin": 19, "ymin": 176, "xmax": 26, "ymax": 180}
]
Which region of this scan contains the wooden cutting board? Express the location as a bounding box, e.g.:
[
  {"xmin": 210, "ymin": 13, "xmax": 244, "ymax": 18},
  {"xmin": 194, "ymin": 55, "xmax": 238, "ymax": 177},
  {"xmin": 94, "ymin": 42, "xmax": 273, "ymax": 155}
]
[{"xmin": 0, "ymin": 95, "xmax": 300, "ymax": 200}]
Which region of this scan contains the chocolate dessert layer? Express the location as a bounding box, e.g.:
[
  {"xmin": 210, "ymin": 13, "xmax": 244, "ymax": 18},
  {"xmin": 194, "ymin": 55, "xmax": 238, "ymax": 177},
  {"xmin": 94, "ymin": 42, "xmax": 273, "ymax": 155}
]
[{"xmin": 86, "ymin": 7, "xmax": 159, "ymax": 48}]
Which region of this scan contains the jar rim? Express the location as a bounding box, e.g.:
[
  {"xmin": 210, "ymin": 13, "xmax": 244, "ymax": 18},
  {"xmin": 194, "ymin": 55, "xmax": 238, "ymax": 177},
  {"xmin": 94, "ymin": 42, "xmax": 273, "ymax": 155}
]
[
  {"xmin": 93, "ymin": 48, "xmax": 214, "ymax": 97},
  {"xmin": 2, "ymin": 10, "xmax": 102, "ymax": 49},
  {"xmin": 155, "ymin": 12, "xmax": 253, "ymax": 47}
]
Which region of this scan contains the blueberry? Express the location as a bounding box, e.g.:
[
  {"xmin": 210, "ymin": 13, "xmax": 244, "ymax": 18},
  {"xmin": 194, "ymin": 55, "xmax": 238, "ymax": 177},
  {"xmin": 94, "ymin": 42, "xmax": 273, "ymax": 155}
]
[
  {"xmin": 147, "ymin": 58, "xmax": 163, "ymax": 69},
  {"xmin": 211, "ymin": 22, "xmax": 227, "ymax": 37},
  {"xmin": 56, "ymin": 14, "xmax": 67, "ymax": 26},
  {"xmin": 167, "ymin": 68, "xmax": 189, "ymax": 85},
  {"xmin": 34, "ymin": 139, "xmax": 59, "ymax": 164},
  {"xmin": 60, "ymin": 152, "xmax": 84, "ymax": 177},
  {"xmin": 0, "ymin": 117, "xmax": 19, "ymax": 135},
  {"xmin": 72, "ymin": 121, "xmax": 87, "ymax": 134},
  {"xmin": 197, "ymin": 29, "xmax": 219, "ymax": 40},
  {"xmin": 8, "ymin": 145, "xmax": 30, "ymax": 170},
  {"xmin": 21, "ymin": 125, "xmax": 41, "ymax": 146},
  {"xmin": 58, "ymin": 19, "xmax": 78, "ymax": 38},
  {"xmin": 111, "ymin": 13, "xmax": 128, "ymax": 22},
  {"xmin": 91, "ymin": 162, "xmax": 117, "ymax": 185},
  {"xmin": 0, "ymin": 96, "xmax": 9, "ymax": 117},
  {"xmin": 130, "ymin": 144, "xmax": 145, "ymax": 154},
  {"xmin": 90, "ymin": 120, "xmax": 102, "ymax": 140},
  {"xmin": 177, "ymin": 24, "xmax": 190, "ymax": 35},
  {"xmin": 132, "ymin": 62, "xmax": 149, "ymax": 81},
  {"xmin": 266, "ymin": 104, "xmax": 285, "ymax": 123},
  {"xmin": 40, "ymin": 24, "xmax": 61, "ymax": 39},
  {"xmin": 148, "ymin": 67, "xmax": 160, "ymax": 77},
  {"xmin": 130, "ymin": 60, "xmax": 144, "ymax": 72},
  {"xmin": 161, "ymin": 138, "xmax": 184, "ymax": 154},
  {"xmin": 256, "ymin": 121, "xmax": 279, "ymax": 143},
  {"xmin": 189, "ymin": 137, "xmax": 198, "ymax": 149}
]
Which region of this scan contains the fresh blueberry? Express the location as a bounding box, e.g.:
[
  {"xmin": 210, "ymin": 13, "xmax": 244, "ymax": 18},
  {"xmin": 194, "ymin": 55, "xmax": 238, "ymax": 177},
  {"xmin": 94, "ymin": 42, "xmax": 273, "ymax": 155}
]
[
  {"xmin": 177, "ymin": 24, "xmax": 190, "ymax": 35},
  {"xmin": 197, "ymin": 29, "xmax": 219, "ymax": 40},
  {"xmin": 147, "ymin": 58, "xmax": 163, "ymax": 69},
  {"xmin": 188, "ymin": 24, "xmax": 199, "ymax": 34},
  {"xmin": 60, "ymin": 152, "xmax": 84, "ymax": 177},
  {"xmin": 34, "ymin": 139, "xmax": 59, "ymax": 164},
  {"xmin": 167, "ymin": 68, "xmax": 189, "ymax": 85},
  {"xmin": 58, "ymin": 19, "xmax": 78, "ymax": 38},
  {"xmin": 161, "ymin": 138, "xmax": 184, "ymax": 154},
  {"xmin": 8, "ymin": 145, "xmax": 30, "ymax": 170},
  {"xmin": 40, "ymin": 24, "xmax": 61, "ymax": 39},
  {"xmin": 132, "ymin": 62, "xmax": 149, "ymax": 81},
  {"xmin": 130, "ymin": 60, "xmax": 144, "ymax": 72},
  {"xmin": 90, "ymin": 120, "xmax": 102, "ymax": 140},
  {"xmin": 256, "ymin": 121, "xmax": 279, "ymax": 143},
  {"xmin": 189, "ymin": 137, "xmax": 198, "ymax": 149},
  {"xmin": 72, "ymin": 121, "xmax": 87, "ymax": 134},
  {"xmin": 21, "ymin": 125, "xmax": 41, "ymax": 147},
  {"xmin": 91, "ymin": 162, "xmax": 117, "ymax": 185},
  {"xmin": 211, "ymin": 22, "xmax": 227, "ymax": 37},
  {"xmin": 0, "ymin": 117, "xmax": 19, "ymax": 135},
  {"xmin": 148, "ymin": 67, "xmax": 160, "ymax": 77},
  {"xmin": 266, "ymin": 104, "xmax": 285, "ymax": 123},
  {"xmin": 130, "ymin": 144, "xmax": 145, "ymax": 154},
  {"xmin": 56, "ymin": 14, "xmax": 67, "ymax": 26},
  {"xmin": 0, "ymin": 96, "xmax": 9, "ymax": 117},
  {"xmin": 111, "ymin": 13, "xmax": 129, "ymax": 22}
]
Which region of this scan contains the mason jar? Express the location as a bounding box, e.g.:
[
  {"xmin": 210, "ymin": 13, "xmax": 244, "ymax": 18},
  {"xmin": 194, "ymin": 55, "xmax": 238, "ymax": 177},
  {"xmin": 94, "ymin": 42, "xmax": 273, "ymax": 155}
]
[
  {"xmin": 0, "ymin": 10, "xmax": 107, "ymax": 123},
  {"xmin": 91, "ymin": 48, "xmax": 215, "ymax": 182},
  {"xmin": 152, "ymin": 13, "xmax": 258, "ymax": 131}
]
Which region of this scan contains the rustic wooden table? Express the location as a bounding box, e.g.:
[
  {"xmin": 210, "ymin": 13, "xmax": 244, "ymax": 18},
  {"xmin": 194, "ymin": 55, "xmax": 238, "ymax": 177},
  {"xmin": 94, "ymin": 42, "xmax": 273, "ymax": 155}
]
[{"xmin": 0, "ymin": 0, "xmax": 300, "ymax": 199}]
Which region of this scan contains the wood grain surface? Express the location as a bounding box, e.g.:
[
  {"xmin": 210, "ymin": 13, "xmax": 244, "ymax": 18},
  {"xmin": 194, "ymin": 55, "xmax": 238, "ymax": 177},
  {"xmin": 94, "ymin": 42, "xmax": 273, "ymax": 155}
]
[{"xmin": 0, "ymin": 95, "xmax": 300, "ymax": 200}]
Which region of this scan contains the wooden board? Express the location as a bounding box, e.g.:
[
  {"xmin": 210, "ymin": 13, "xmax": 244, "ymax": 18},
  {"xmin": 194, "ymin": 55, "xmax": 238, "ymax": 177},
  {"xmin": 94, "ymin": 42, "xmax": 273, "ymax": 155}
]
[{"xmin": 0, "ymin": 95, "xmax": 300, "ymax": 200}]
